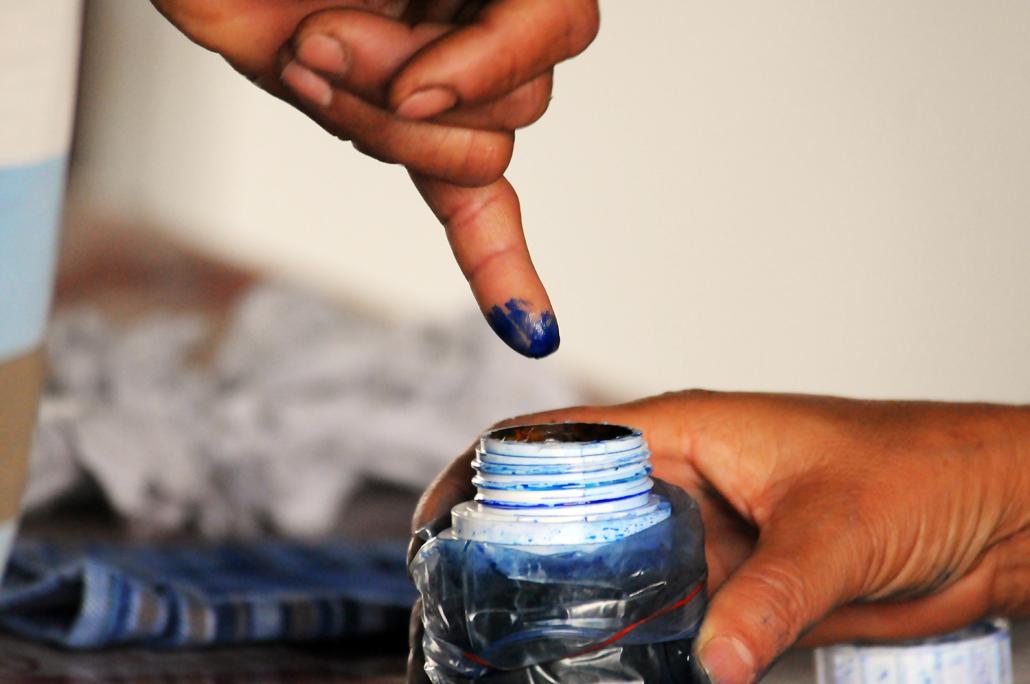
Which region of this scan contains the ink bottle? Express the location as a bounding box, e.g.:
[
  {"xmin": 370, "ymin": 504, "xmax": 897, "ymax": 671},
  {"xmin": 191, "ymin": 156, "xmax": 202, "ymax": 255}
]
[{"xmin": 411, "ymin": 423, "xmax": 710, "ymax": 683}]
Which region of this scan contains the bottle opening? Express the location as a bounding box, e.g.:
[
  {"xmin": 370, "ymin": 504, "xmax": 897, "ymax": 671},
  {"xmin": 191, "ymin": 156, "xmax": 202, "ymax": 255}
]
[
  {"xmin": 450, "ymin": 422, "xmax": 671, "ymax": 546},
  {"xmin": 486, "ymin": 422, "xmax": 636, "ymax": 444}
]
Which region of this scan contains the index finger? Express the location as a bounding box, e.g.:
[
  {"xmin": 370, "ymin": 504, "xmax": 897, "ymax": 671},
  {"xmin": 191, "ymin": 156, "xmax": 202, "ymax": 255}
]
[{"xmin": 411, "ymin": 173, "xmax": 560, "ymax": 358}]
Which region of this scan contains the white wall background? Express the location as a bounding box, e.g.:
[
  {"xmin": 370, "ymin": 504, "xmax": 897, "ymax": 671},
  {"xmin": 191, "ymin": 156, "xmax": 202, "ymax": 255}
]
[{"xmin": 72, "ymin": 0, "xmax": 1030, "ymax": 403}]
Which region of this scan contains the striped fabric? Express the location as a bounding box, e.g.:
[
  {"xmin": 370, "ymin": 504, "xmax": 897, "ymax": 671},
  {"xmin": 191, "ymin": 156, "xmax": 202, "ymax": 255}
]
[{"xmin": 0, "ymin": 539, "xmax": 416, "ymax": 649}]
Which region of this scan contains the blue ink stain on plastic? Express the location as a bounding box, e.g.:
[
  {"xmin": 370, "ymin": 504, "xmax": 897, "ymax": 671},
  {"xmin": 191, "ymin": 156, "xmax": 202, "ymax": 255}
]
[{"xmin": 485, "ymin": 299, "xmax": 560, "ymax": 358}]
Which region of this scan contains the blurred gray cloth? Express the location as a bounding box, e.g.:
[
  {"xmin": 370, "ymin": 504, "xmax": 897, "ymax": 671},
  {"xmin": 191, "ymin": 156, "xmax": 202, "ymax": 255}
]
[{"xmin": 26, "ymin": 284, "xmax": 586, "ymax": 539}]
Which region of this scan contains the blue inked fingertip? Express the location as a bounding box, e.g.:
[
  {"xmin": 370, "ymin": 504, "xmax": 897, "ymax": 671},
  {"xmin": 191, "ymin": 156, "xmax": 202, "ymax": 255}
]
[{"xmin": 485, "ymin": 299, "xmax": 560, "ymax": 358}]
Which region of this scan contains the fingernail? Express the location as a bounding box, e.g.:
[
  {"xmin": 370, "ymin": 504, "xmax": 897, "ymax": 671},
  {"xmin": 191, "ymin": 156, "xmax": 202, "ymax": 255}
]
[
  {"xmin": 281, "ymin": 61, "xmax": 332, "ymax": 108},
  {"xmin": 698, "ymin": 636, "xmax": 755, "ymax": 684},
  {"xmin": 485, "ymin": 299, "xmax": 560, "ymax": 359},
  {"xmin": 395, "ymin": 86, "xmax": 459, "ymax": 120},
  {"xmin": 295, "ymin": 33, "xmax": 348, "ymax": 78}
]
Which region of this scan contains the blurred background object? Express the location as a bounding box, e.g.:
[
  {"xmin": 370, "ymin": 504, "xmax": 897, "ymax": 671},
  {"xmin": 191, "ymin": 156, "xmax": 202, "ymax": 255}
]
[
  {"xmin": 32, "ymin": 261, "xmax": 583, "ymax": 539},
  {"xmin": 0, "ymin": 1, "xmax": 82, "ymax": 577},
  {"xmin": 70, "ymin": 0, "xmax": 1030, "ymax": 404}
]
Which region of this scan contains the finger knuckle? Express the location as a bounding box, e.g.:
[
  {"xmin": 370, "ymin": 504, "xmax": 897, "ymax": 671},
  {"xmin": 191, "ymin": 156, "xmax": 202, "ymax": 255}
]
[
  {"xmin": 352, "ymin": 139, "xmax": 397, "ymax": 166},
  {"xmin": 515, "ymin": 75, "xmax": 554, "ymax": 127},
  {"xmin": 450, "ymin": 133, "xmax": 513, "ymax": 186},
  {"xmin": 295, "ymin": 7, "xmax": 349, "ymax": 38},
  {"xmin": 563, "ymin": 0, "xmax": 602, "ymax": 55},
  {"xmin": 580, "ymin": 2, "xmax": 602, "ymax": 45},
  {"xmin": 441, "ymin": 192, "xmax": 507, "ymax": 247},
  {"xmin": 677, "ymin": 389, "xmax": 720, "ymax": 402}
]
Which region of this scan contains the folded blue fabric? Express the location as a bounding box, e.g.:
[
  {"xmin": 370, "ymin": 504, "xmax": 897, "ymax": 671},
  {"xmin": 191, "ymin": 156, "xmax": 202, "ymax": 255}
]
[{"xmin": 0, "ymin": 539, "xmax": 416, "ymax": 649}]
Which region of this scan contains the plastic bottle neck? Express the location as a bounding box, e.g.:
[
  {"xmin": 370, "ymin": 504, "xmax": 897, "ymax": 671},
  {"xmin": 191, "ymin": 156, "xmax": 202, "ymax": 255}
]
[{"xmin": 449, "ymin": 423, "xmax": 671, "ymax": 546}]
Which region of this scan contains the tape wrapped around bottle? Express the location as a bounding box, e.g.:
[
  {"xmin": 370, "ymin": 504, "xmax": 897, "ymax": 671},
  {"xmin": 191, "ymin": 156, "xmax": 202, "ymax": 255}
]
[{"xmin": 410, "ymin": 479, "xmax": 709, "ymax": 683}]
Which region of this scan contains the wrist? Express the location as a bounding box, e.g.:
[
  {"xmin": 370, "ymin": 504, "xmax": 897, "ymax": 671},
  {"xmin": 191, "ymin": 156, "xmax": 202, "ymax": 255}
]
[{"xmin": 990, "ymin": 404, "xmax": 1030, "ymax": 540}]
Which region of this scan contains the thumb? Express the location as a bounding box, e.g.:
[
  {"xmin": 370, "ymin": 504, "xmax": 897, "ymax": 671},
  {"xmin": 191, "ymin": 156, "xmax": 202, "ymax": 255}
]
[{"xmin": 695, "ymin": 517, "xmax": 858, "ymax": 683}]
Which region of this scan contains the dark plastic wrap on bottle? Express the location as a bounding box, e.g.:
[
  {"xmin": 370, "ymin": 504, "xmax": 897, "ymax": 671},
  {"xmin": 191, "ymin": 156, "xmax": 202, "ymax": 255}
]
[{"xmin": 410, "ymin": 480, "xmax": 709, "ymax": 683}]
